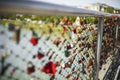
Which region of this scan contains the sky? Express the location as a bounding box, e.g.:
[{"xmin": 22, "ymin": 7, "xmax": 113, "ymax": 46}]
[{"xmin": 34, "ymin": 0, "xmax": 120, "ymax": 9}]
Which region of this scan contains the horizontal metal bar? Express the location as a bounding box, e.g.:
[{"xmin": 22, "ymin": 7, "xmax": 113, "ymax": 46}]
[{"xmin": 0, "ymin": 0, "xmax": 120, "ymax": 17}]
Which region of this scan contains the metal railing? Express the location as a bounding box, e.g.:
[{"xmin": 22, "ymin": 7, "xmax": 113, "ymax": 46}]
[{"xmin": 0, "ymin": 1, "xmax": 120, "ymax": 80}]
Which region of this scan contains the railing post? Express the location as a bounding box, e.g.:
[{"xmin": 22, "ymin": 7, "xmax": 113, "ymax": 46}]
[
  {"xmin": 94, "ymin": 17, "xmax": 104, "ymax": 80},
  {"xmin": 115, "ymin": 18, "xmax": 119, "ymax": 48}
]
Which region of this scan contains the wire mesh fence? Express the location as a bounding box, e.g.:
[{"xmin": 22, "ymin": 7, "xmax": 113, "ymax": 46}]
[{"xmin": 0, "ymin": 16, "xmax": 117, "ymax": 80}]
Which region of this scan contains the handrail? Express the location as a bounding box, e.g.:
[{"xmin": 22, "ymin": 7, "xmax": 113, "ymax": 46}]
[
  {"xmin": 0, "ymin": 1, "xmax": 119, "ymax": 80},
  {"xmin": 0, "ymin": 0, "xmax": 120, "ymax": 17}
]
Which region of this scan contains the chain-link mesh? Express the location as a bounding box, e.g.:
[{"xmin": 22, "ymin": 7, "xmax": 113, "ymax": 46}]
[{"xmin": 0, "ymin": 16, "xmax": 117, "ymax": 80}]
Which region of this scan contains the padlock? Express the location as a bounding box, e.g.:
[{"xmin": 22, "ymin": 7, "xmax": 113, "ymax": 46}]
[
  {"xmin": 72, "ymin": 77, "xmax": 77, "ymax": 80},
  {"xmin": 61, "ymin": 64, "xmax": 66, "ymax": 69},
  {"xmin": 69, "ymin": 54, "xmax": 77, "ymax": 63},
  {"xmin": 61, "ymin": 26, "xmax": 68, "ymax": 36},
  {"xmin": 58, "ymin": 47, "xmax": 62, "ymax": 51},
  {"xmin": 72, "ymin": 66, "xmax": 75, "ymax": 71},
  {"xmin": 12, "ymin": 27, "xmax": 21, "ymax": 44},
  {"xmin": 56, "ymin": 59, "xmax": 62, "ymax": 67},
  {"xmin": 40, "ymin": 61, "xmax": 56, "ymax": 75},
  {"xmin": 8, "ymin": 23, "xmax": 15, "ymax": 31},
  {"xmin": 48, "ymin": 26, "xmax": 53, "ymax": 34},
  {"xmin": 61, "ymin": 39, "xmax": 67, "ymax": 45},
  {"xmin": 1, "ymin": 53, "xmax": 8, "ymax": 59},
  {"xmin": 63, "ymin": 26, "xmax": 68, "ymax": 32},
  {"xmin": 65, "ymin": 62, "xmax": 72, "ymax": 68},
  {"xmin": 10, "ymin": 67, "xmax": 18, "ymax": 75},
  {"xmin": 86, "ymin": 54, "xmax": 89, "ymax": 58},
  {"xmin": 61, "ymin": 18, "xmax": 67, "ymax": 25},
  {"xmin": 78, "ymin": 49, "xmax": 81, "ymax": 54},
  {"xmin": 84, "ymin": 19, "xmax": 89, "ymax": 24},
  {"xmin": 56, "ymin": 61, "xmax": 61, "ymax": 67},
  {"xmin": 78, "ymin": 60, "xmax": 82, "ymax": 64},
  {"xmin": 65, "ymin": 73, "xmax": 71, "ymax": 78},
  {"xmin": 73, "ymin": 48, "xmax": 77, "ymax": 53},
  {"xmin": 37, "ymin": 51, "xmax": 44, "ymax": 60},
  {"xmin": 30, "ymin": 27, "xmax": 38, "ymax": 38},
  {"xmin": 50, "ymin": 75, "xmax": 55, "ymax": 80},
  {"xmin": 26, "ymin": 62, "xmax": 35, "ymax": 74},
  {"xmin": 78, "ymin": 28, "xmax": 82, "ymax": 34},
  {"xmin": 87, "ymin": 59, "xmax": 93, "ymax": 68},
  {"xmin": 79, "ymin": 43, "xmax": 82, "ymax": 48},
  {"xmin": 68, "ymin": 56, "xmax": 73, "ymax": 62},
  {"xmin": 32, "ymin": 31, "xmax": 38, "ymax": 39},
  {"xmin": 88, "ymin": 69, "xmax": 91, "ymax": 73},
  {"xmin": 61, "ymin": 31, "xmax": 65, "ymax": 37},
  {"xmin": 80, "ymin": 21, "xmax": 85, "ymax": 26},
  {"xmin": 64, "ymin": 49, "xmax": 70, "ymax": 57},
  {"xmin": 30, "ymin": 29, "xmax": 39, "ymax": 46},
  {"xmin": 30, "ymin": 36, "xmax": 38, "ymax": 46},
  {"xmin": 53, "ymin": 37, "xmax": 60, "ymax": 46},
  {"xmin": 82, "ymin": 68, "xmax": 86, "ymax": 74},
  {"xmin": 72, "ymin": 27, "xmax": 77, "ymax": 34},
  {"xmin": 66, "ymin": 44, "xmax": 71, "ymax": 50},
  {"xmin": 82, "ymin": 57, "xmax": 85, "ymax": 61}
]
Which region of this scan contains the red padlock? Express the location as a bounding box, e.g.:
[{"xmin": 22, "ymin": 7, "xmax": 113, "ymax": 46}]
[
  {"xmin": 66, "ymin": 44, "xmax": 71, "ymax": 50},
  {"xmin": 40, "ymin": 61, "xmax": 56, "ymax": 75},
  {"xmin": 30, "ymin": 37, "xmax": 38, "ymax": 46},
  {"xmin": 80, "ymin": 21, "xmax": 85, "ymax": 26}
]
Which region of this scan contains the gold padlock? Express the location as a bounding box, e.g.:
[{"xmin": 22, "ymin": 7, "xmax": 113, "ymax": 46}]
[{"xmin": 12, "ymin": 27, "xmax": 20, "ymax": 44}]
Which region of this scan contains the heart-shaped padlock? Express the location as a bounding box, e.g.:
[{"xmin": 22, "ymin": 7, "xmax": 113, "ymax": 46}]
[{"xmin": 40, "ymin": 61, "xmax": 56, "ymax": 75}]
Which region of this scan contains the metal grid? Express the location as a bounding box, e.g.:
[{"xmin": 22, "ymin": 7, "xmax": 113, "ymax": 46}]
[
  {"xmin": 100, "ymin": 18, "xmax": 117, "ymax": 69},
  {"xmin": 0, "ymin": 19, "xmax": 98, "ymax": 80}
]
